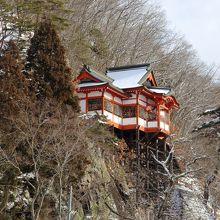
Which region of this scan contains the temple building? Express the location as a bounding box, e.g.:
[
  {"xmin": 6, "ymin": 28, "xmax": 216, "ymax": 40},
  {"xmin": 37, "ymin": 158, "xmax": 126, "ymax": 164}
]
[{"xmin": 76, "ymin": 64, "xmax": 179, "ymax": 137}]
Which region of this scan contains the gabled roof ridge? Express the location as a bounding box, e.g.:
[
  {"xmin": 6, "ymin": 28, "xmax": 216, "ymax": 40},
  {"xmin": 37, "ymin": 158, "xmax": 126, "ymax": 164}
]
[
  {"xmin": 138, "ymin": 71, "xmax": 151, "ymax": 85},
  {"xmin": 107, "ymin": 63, "xmax": 150, "ymax": 72},
  {"xmin": 81, "ymin": 64, "xmax": 113, "ymax": 83},
  {"xmin": 89, "ymin": 67, "xmax": 113, "ymax": 82}
]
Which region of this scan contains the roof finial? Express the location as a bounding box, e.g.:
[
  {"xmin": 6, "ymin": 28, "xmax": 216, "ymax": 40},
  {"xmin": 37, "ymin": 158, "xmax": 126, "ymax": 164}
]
[{"xmin": 83, "ymin": 64, "xmax": 90, "ymax": 72}]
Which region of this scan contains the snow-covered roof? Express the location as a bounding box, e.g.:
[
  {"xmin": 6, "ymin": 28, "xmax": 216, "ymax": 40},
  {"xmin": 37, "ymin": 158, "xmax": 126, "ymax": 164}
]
[
  {"xmin": 79, "ymin": 82, "xmax": 107, "ymax": 88},
  {"xmin": 106, "ymin": 64, "xmax": 149, "ymax": 89},
  {"xmin": 148, "ymin": 87, "xmax": 171, "ymax": 95}
]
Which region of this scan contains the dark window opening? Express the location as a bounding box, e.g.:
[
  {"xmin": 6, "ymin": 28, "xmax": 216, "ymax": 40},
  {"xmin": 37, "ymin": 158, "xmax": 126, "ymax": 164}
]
[
  {"xmin": 80, "ymin": 79, "xmax": 95, "ymax": 83},
  {"xmin": 88, "ymin": 98, "xmax": 102, "ymax": 111},
  {"xmin": 145, "ymin": 80, "xmax": 153, "ymax": 87},
  {"xmin": 123, "ymin": 106, "xmax": 136, "ymax": 118}
]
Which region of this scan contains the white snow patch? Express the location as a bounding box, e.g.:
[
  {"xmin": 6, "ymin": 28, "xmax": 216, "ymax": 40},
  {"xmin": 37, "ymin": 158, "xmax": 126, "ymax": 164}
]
[
  {"xmin": 17, "ymin": 172, "xmax": 35, "ymax": 179},
  {"xmin": 148, "ymin": 88, "xmax": 170, "ymax": 94},
  {"xmin": 204, "ymin": 109, "xmax": 215, "ymax": 114},
  {"xmin": 106, "ymin": 67, "xmax": 147, "ymax": 89},
  {"xmin": 7, "ymin": 202, "xmax": 15, "ymax": 209},
  {"xmin": 204, "ymin": 107, "xmax": 220, "ymax": 114},
  {"xmin": 98, "ymin": 119, "xmax": 107, "ymax": 124},
  {"xmin": 78, "ymin": 114, "xmax": 95, "ymax": 120},
  {"xmin": 177, "ymin": 177, "xmax": 214, "ymax": 219}
]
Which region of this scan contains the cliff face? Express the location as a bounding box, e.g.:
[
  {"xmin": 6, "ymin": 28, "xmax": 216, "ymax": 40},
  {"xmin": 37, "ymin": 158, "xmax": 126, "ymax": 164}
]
[
  {"xmin": 71, "ymin": 138, "xmax": 219, "ymax": 220},
  {"xmin": 65, "ymin": 119, "xmax": 217, "ymax": 220},
  {"xmin": 0, "ymin": 117, "xmax": 219, "ymax": 220},
  {"xmin": 0, "ymin": 113, "xmax": 219, "ymax": 220}
]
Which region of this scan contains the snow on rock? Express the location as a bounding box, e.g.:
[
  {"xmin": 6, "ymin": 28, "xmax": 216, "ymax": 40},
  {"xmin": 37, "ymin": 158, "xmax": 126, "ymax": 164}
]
[
  {"xmin": 79, "ymin": 113, "xmax": 97, "ymax": 120},
  {"xmin": 194, "ymin": 117, "xmax": 220, "ymax": 131},
  {"xmin": 175, "ymin": 177, "xmax": 215, "ymax": 220},
  {"xmin": 17, "ymin": 172, "xmax": 35, "ymax": 179},
  {"xmin": 7, "ymin": 202, "xmax": 15, "ymax": 210},
  {"xmin": 98, "ymin": 119, "xmax": 107, "ymax": 124},
  {"xmin": 170, "ymin": 188, "xmax": 183, "ymax": 219},
  {"xmin": 0, "ymin": 69, "xmax": 5, "ymax": 76},
  {"xmin": 203, "ymin": 106, "xmax": 220, "ymax": 115}
]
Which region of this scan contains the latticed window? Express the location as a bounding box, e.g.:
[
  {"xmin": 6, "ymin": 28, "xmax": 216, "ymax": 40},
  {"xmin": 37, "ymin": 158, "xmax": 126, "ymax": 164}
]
[
  {"xmin": 139, "ymin": 107, "xmax": 146, "ymax": 119},
  {"xmin": 88, "ymin": 98, "xmax": 102, "ymax": 111},
  {"xmin": 147, "ymin": 98, "xmax": 156, "ymax": 105},
  {"xmin": 114, "ymin": 104, "xmax": 122, "ymax": 117},
  {"xmin": 122, "ymin": 106, "xmax": 136, "ymax": 118},
  {"xmin": 148, "ymin": 106, "xmax": 157, "ymax": 121},
  {"xmin": 104, "ymin": 100, "xmax": 113, "ymax": 112}
]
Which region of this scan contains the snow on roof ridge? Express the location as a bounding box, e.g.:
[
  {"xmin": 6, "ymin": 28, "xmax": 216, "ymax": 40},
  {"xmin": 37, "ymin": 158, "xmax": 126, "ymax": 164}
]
[
  {"xmin": 79, "ymin": 82, "xmax": 107, "ymax": 88},
  {"xmin": 107, "ymin": 63, "xmax": 149, "ymax": 72},
  {"xmin": 89, "ymin": 68, "xmax": 113, "ymax": 82}
]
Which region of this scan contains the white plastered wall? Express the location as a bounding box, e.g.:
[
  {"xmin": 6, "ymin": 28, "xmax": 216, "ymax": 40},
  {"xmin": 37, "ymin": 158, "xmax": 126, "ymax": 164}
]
[
  {"xmin": 148, "ymin": 121, "xmax": 158, "ymax": 128},
  {"xmin": 79, "ymin": 100, "xmax": 86, "ymax": 113},
  {"xmin": 123, "ymin": 118, "xmax": 136, "ymax": 125},
  {"xmin": 78, "ymin": 93, "xmax": 86, "ymax": 98},
  {"xmin": 104, "ymin": 91, "xmax": 113, "ymax": 100},
  {"xmin": 88, "ymin": 91, "xmax": 102, "ymax": 97},
  {"xmin": 138, "ymin": 118, "xmax": 147, "ymax": 127}
]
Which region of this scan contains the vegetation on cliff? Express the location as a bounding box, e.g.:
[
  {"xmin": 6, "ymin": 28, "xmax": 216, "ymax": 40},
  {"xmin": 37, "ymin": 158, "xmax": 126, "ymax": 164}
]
[{"xmin": 0, "ymin": 0, "xmax": 220, "ymax": 219}]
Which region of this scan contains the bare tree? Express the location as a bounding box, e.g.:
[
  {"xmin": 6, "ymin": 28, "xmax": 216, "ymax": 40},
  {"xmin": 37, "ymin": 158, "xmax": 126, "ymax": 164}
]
[{"xmin": 0, "ymin": 102, "xmax": 92, "ymax": 219}]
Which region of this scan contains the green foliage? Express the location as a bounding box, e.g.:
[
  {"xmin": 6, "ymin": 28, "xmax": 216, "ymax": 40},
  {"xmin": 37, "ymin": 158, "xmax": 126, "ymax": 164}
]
[
  {"xmin": 0, "ymin": 0, "xmax": 70, "ymax": 52},
  {"xmin": 26, "ymin": 20, "xmax": 79, "ymax": 110}
]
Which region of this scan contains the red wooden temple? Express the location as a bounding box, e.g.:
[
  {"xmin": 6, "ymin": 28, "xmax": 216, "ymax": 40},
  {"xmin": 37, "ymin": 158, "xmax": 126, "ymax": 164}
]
[{"xmin": 76, "ymin": 64, "xmax": 179, "ymax": 136}]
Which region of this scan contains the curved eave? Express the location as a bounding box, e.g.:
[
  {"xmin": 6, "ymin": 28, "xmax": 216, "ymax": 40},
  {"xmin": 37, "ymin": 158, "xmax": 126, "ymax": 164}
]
[
  {"xmin": 76, "ymin": 71, "xmax": 102, "ymax": 83},
  {"xmin": 123, "ymin": 86, "xmax": 143, "ymax": 91},
  {"xmin": 123, "ymin": 86, "xmax": 164, "ymax": 100},
  {"xmin": 144, "ymin": 87, "xmax": 179, "ymax": 110},
  {"xmin": 77, "ymin": 83, "xmax": 128, "ymax": 98},
  {"xmin": 77, "ymin": 83, "xmax": 108, "ymax": 92},
  {"xmin": 106, "ymin": 85, "xmax": 129, "ymax": 98},
  {"xmin": 164, "ymin": 96, "xmax": 179, "ymax": 110},
  {"xmin": 128, "ymin": 86, "xmax": 179, "ymax": 110}
]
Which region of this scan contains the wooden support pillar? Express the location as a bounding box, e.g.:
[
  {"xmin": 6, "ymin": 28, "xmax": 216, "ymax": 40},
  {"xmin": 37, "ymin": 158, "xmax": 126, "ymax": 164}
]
[
  {"xmin": 120, "ymin": 129, "xmax": 124, "ymax": 139},
  {"xmin": 112, "ymin": 126, "xmax": 115, "ymax": 136},
  {"xmin": 136, "ymin": 127, "xmax": 140, "ymax": 204},
  {"xmin": 144, "ymin": 133, "xmax": 148, "ymax": 190},
  {"xmin": 146, "ymin": 140, "xmax": 150, "ymax": 190},
  {"xmin": 163, "ymin": 139, "xmax": 167, "ymax": 157},
  {"xmin": 155, "ymin": 139, "xmax": 159, "ymax": 189}
]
